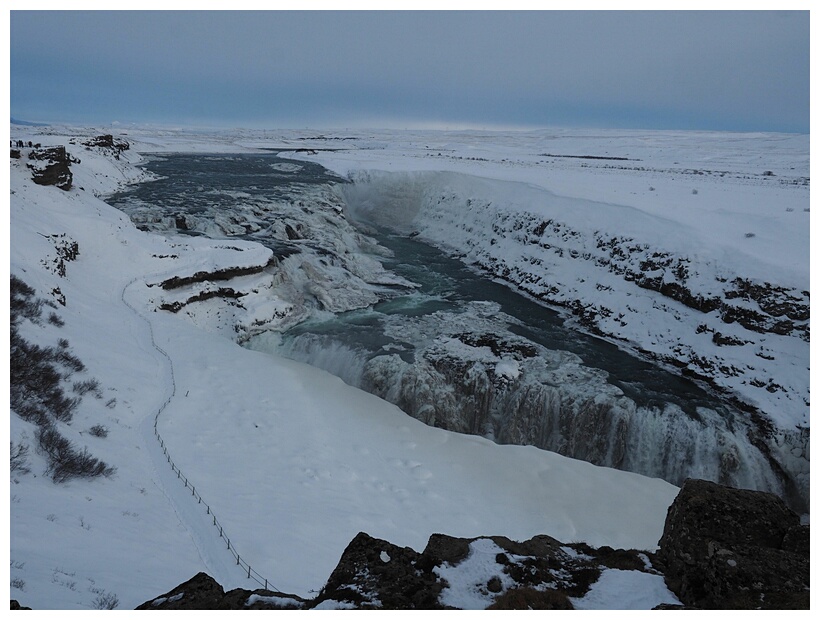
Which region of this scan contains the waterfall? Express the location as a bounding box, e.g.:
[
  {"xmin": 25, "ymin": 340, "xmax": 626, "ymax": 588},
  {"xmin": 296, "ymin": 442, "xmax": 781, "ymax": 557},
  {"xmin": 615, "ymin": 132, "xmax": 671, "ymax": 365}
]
[
  {"xmin": 331, "ymin": 169, "xmax": 808, "ymax": 513},
  {"xmin": 108, "ymin": 153, "xmax": 808, "ymax": 514},
  {"xmin": 262, "ymin": 308, "xmax": 796, "ymax": 508},
  {"xmin": 356, "ymin": 348, "xmax": 788, "ymax": 503},
  {"xmin": 267, "ymin": 333, "xmax": 372, "ymax": 389}
]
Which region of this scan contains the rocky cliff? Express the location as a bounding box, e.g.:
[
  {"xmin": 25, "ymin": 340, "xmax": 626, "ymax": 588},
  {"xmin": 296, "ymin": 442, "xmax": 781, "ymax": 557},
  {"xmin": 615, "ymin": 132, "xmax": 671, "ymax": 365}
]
[{"xmin": 27, "ymin": 145, "xmax": 75, "ymax": 190}]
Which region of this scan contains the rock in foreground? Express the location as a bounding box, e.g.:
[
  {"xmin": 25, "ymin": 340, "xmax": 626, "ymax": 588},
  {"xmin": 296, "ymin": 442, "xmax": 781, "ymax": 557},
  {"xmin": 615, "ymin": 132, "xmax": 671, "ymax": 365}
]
[
  {"xmin": 656, "ymin": 478, "xmax": 809, "ymax": 609},
  {"xmin": 136, "ymin": 533, "xmax": 662, "ymax": 610},
  {"xmin": 135, "ymin": 480, "xmax": 808, "ymax": 610}
]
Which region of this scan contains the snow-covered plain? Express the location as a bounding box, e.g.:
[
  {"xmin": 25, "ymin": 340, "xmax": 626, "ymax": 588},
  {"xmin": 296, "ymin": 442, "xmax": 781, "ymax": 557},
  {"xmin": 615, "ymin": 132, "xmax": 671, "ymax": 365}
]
[{"xmin": 7, "ymin": 124, "xmax": 808, "ymax": 609}]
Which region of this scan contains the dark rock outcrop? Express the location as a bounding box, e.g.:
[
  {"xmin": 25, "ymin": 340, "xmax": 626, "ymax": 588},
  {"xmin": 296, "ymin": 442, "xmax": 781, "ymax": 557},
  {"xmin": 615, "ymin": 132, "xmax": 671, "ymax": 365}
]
[
  {"xmin": 82, "ymin": 134, "xmax": 129, "ymax": 158},
  {"xmin": 135, "ymin": 572, "xmax": 305, "ymax": 610},
  {"xmin": 300, "ymin": 531, "xmax": 657, "ymax": 609},
  {"xmin": 10, "ymin": 600, "xmax": 31, "ymax": 610},
  {"xmin": 134, "ymin": 533, "xmax": 652, "ymax": 610},
  {"xmin": 315, "ymin": 532, "xmax": 448, "ymax": 609},
  {"xmin": 155, "ymin": 262, "xmax": 272, "ymax": 290},
  {"xmin": 285, "ymin": 223, "xmax": 303, "ymax": 240},
  {"xmin": 656, "ymin": 478, "xmax": 809, "ymax": 609},
  {"xmin": 27, "ymin": 146, "xmax": 74, "ymax": 190},
  {"xmin": 159, "ymin": 287, "xmax": 245, "ymax": 313}
]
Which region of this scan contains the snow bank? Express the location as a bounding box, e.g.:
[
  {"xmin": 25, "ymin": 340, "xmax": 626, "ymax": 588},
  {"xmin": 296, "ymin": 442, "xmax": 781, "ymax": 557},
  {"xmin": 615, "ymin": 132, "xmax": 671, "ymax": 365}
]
[
  {"xmin": 9, "ymin": 127, "xmax": 681, "ymax": 608},
  {"xmin": 569, "ymin": 568, "xmax": 680, "ymax": 610}
]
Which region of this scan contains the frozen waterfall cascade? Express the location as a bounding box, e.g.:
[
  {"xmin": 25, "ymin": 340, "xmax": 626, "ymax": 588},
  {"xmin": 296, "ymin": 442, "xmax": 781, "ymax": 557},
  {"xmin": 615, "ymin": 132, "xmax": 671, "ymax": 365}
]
[
  {"xmin": 107, "ymin": 154, "xmax": 808, "ymax": 514},
  {"xmin": 271, "ymin": 302, "xmax": 792, "ymax": 510}
]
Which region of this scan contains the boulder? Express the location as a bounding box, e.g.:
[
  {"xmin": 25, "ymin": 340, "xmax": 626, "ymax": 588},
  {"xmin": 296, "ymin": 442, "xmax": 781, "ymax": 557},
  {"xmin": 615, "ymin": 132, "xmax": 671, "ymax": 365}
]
[
  {"xmin": 27, "ymin": 146, "xmax": 73, "ymax": 190},
  {"xmin": 315, "ymin": 531, "xmax": 447, "ymax": 609},
  {"xmin": 656, "ymin": 478, "xmax": 809, "ymax": 609},
  {"xmin": 285, "ymin": 223, "xmax": 303, "ymax": 240}
]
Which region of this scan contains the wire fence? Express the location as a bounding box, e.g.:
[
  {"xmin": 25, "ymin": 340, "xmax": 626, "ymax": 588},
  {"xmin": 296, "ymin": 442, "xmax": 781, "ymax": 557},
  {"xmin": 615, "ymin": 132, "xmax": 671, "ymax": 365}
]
[{"xmin": 122, "ymin": 277, "xmax": 282, "ymax": 593}]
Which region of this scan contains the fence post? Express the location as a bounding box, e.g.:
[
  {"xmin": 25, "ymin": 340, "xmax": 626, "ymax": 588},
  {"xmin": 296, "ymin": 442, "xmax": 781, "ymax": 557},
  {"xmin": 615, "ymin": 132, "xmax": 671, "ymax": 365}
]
[{"xmin": 248, "ymin": 566, "xmax": 251, "ymax": 579}]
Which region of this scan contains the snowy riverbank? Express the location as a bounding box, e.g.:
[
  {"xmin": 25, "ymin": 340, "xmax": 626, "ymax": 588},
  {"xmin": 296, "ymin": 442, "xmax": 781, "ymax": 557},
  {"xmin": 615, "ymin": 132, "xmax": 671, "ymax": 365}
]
[{"xmin": 10, "ymin": 126, "xmax": 693, "ymax": 608}]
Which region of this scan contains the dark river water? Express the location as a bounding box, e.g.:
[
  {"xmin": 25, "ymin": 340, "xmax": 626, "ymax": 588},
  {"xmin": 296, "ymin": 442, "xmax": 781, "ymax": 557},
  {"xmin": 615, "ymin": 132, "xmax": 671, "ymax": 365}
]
[
  {"xmin": 292, "ymin": 230, "xmax": 739, "ymax": 419},
  {"xmin": 113, "ymin": 152, "xmax": 341, "ymax": 208}
]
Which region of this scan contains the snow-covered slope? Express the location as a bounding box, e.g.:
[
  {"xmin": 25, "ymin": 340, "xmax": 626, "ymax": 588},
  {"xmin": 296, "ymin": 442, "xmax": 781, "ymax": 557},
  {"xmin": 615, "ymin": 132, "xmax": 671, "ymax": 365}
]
[{"xmin": 9, "ymin": 129, "xmax": 681, "ymax": 609}]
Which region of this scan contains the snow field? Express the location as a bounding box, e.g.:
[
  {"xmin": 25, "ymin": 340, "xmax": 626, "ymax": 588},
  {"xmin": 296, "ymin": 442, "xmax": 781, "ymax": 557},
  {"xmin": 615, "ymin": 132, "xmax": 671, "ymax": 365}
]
[
  {"xmin": 10, "ymin": 128, "xmax": 683, "ymax": 608},
  {"xmin": 148, "ymin": 306, "xmax": 680, "ymax": 596}
]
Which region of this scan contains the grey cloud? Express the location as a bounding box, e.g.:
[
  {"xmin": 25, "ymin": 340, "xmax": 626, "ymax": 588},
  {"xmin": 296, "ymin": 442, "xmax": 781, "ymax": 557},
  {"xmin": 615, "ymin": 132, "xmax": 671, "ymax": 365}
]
[{"xmin": 10, "ymin": 10, "xmax": 809, "ymax": 132}]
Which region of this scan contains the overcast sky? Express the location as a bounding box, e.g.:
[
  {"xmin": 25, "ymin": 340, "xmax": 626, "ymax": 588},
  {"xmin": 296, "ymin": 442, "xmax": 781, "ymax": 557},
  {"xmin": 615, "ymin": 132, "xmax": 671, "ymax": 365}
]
[{"xmin": 8, "ymin": 10, "xmax": 810, "ymax": 133}]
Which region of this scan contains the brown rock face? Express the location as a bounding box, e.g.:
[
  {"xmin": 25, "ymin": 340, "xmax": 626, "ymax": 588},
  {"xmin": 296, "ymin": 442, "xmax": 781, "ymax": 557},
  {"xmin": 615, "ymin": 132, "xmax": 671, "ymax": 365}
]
[
  {"xmin": 656, "ymin": 478, "xmax": 809, "ymax": 609},
  {"xmin": 313, "ymin": 531, "xmax": 631, "ymax": 609}
]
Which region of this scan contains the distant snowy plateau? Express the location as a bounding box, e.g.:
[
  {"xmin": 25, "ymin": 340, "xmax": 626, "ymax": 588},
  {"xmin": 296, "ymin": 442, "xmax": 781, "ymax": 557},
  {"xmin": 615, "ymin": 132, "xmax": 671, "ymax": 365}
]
[{"xmin": 9, "ymin": 125, "xmax": 809, "ymax": 609}]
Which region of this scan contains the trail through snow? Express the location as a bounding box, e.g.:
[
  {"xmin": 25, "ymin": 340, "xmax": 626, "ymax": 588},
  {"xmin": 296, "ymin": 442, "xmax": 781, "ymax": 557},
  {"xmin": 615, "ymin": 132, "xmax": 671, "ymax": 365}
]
[{"xmin": 121, "ymin": 275, "xmax": 281, "ymax": 592}]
